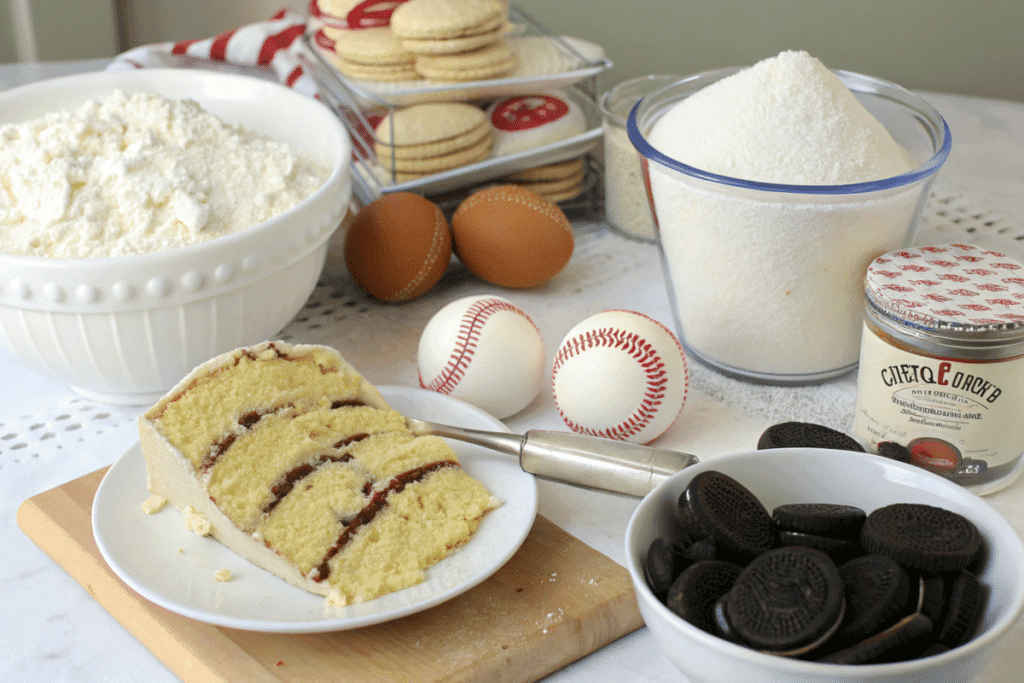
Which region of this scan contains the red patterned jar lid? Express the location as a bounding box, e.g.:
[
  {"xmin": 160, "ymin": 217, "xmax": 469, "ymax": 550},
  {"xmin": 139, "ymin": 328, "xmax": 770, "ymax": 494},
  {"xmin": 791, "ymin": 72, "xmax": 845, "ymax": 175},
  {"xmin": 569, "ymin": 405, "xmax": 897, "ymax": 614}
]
[{"xmin": 866, "ymin": 244, "xmax": 1024, "ymax": 336}]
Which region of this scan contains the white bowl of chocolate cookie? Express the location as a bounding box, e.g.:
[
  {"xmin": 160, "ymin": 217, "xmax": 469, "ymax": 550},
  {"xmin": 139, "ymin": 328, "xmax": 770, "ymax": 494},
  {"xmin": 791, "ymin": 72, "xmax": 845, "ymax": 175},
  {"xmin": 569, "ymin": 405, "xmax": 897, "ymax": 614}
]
[
  {"xmin": 0, "ymin": 69, "xmax": 352, "ymax": 404},
  {"xmin": 624, "ymin": 448, "xmax": 1024, "ymax": 683}
]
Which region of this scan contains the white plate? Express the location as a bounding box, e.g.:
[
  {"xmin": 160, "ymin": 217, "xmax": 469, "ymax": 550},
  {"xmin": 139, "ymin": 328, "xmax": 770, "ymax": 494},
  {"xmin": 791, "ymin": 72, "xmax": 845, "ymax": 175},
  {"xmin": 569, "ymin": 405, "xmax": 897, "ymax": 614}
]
[{"xmin": 92, "ymin": 386, "xmax": 538, "ymax": 633}]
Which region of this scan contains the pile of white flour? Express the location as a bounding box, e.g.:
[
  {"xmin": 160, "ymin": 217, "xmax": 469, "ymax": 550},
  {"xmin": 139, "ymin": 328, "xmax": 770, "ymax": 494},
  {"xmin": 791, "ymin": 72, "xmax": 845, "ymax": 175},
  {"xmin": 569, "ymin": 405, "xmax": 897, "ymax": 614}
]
[
  {"xmin": 645, "ymin": 51, "xmax": 924, "ymax": 378},
  {"xmin": 0, "ymin": 90, "xmax": 328, "ymax": 258}
]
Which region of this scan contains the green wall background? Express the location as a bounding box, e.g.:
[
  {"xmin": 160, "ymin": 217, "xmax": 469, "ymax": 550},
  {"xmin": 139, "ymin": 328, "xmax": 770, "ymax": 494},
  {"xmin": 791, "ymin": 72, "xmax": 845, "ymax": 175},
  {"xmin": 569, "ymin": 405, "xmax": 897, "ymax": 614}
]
[{"xmin": 514, "ymin": 0, "xmax": 1024, "ymax": 102}]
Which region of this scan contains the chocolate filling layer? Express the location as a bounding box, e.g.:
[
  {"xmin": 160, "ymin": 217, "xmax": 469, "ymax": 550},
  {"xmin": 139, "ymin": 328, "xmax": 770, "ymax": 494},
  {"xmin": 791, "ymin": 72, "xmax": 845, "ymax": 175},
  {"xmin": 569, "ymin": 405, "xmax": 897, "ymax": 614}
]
[
  {"xmin": 264, "ymin": 452, "xmax": 356, "ymax": 514},
  {"xmin": 199, "ymin": 399, "xmax": 368, "ymax": 472},
  {"xmin": 312, "ymin": 460, "xmax": 459, "ymax": 582}
]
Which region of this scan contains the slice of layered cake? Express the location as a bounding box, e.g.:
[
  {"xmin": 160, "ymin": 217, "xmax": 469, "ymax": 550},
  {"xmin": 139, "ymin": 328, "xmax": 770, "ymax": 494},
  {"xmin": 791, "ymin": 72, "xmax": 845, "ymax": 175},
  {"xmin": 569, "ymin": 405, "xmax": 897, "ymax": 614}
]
[{"xmin": 138, "ymin": 340, "xmax": 499, "ymax": 605}]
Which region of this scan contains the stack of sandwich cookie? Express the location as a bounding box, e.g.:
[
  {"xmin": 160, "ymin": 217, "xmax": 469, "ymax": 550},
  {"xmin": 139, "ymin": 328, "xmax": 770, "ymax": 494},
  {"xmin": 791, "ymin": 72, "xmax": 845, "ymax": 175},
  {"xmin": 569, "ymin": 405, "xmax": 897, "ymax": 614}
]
[
  {"xmin": 500, "ymin": 158, "xmax": 587, "ymax": 202},
  {"xmin": 390, "ymin": 0, "xmax": 516, "ymax": 80},
  {"xmin": 644, "ymin": 470, "xmax": 988, "ymax": 664},
  {"xmin": 139, "ymin": 341, "xmax": 499, "ymax": 605},
  {"xmin": 374, "ymin": 102, "xmax": 492, "ymax": 180},
  {"xmin": 313, "ymin": 26, "xmax": 419, "ymax": 82}
]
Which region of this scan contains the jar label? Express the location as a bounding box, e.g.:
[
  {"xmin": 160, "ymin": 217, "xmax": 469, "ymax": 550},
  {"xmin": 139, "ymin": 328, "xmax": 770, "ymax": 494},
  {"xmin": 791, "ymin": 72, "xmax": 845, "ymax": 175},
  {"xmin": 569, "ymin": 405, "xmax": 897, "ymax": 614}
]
[{"xmin": 852, "ymin": 322, "xmax": 1024, "ymax": 472}]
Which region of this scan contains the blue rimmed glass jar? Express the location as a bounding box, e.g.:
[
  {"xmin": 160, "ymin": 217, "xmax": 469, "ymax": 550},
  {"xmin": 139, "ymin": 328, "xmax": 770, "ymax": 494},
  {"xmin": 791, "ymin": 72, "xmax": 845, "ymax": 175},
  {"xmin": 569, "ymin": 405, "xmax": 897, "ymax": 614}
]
[{"xmin": 627, "ymin": 67, "xmax": 950, "ymax": 385}]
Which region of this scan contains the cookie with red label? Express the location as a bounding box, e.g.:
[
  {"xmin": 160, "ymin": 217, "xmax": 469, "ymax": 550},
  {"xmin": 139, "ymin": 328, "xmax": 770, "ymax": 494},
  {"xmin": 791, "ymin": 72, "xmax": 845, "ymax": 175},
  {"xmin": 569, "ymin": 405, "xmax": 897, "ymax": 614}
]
[
  {"xmin": 313, "ymin": 0, "xmax": 412, "ymax": 30},
  {"xmin": 486, "ymin": 91, "xmax": 586, "ymax": 157}
]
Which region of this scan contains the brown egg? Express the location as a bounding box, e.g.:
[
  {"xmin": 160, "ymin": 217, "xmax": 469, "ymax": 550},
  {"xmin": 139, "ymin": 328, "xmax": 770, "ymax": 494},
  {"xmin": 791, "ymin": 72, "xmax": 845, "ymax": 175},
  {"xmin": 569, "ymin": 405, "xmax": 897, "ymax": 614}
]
[
  {"xmin": 344, "ymin": 192, "xmax": 452, "ymax": 302},
  {"xmin": 451, "ymin": 185, "xmax": 574, "ymax": 288}
]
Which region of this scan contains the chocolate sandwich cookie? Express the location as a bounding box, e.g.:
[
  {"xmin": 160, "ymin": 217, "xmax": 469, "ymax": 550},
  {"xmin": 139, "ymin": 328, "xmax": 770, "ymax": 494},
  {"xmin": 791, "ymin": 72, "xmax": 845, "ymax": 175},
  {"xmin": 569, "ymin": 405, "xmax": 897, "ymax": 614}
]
[
  {"xmin": 773, "ymin": 503, "xmax": 867, "ymax": 538},
  {"xmin": 757, "ymin": 421, "xmax": 864, "ymax": 452},
  {"xmin": 725, "ymin": 546, "xmax": 846, "ymax": 652},
  {"xmin": 643, "ymin": 537, "xmax": 684, "ymax": 602},
  {"xmin": 876, "ymin": 441, "xmax": 912, "ymax": 464},
  {"xmin": 936, "ymin": 570, "xmax": 984, "ymax": 648},
  {"xmin": 861, "ymin": 503, "xmax": 981, "ymax": 572},
  {"xmin": 680, "ymin": 471, "xmax": 774, "ymax": 562},
  {"xmin": 819, "ymin": 613, "xmax": 934, "ymax": 665},
  {"xmin": 681, "ymin": 539, "xmax": 717, "ymax": 565},
  {"xmin": 712, "ymin": 595, "xmax": 744, "ymax": 644},
  {"xmin": 834, "ymin": 554, "xmax": 911, "ymax": 645},
  {"xmin": 917, "ymin": 573, "xmax": 948, "ymax": 623},
  {"xmin": 777, "ymin": 530, "xmax": 861, "ymax": 565},
  {"xmin": 665, "ymin": 561, "xmax": 744, "ymax": 635}
]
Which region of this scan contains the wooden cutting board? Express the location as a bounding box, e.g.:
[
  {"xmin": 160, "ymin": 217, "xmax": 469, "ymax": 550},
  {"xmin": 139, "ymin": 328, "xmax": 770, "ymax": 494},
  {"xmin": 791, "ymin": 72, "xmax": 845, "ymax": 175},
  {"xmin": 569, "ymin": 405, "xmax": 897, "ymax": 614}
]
[{"xmin": 18, "ymin": 467, "xmax": 644, "ymax": 683}]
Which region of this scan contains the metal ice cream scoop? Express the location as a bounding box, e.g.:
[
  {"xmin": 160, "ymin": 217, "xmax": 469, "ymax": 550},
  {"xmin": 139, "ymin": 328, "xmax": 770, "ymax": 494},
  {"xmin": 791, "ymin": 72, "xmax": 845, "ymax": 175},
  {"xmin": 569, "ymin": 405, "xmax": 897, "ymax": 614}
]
[{"xmin": 405, "ymin": 418, "xmax": 699, "ymax": 497}]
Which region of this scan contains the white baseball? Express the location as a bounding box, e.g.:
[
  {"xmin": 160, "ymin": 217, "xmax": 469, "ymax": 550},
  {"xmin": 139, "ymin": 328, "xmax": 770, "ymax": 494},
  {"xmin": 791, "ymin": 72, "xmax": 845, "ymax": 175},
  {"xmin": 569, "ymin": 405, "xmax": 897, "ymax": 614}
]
[
  {"xmin": 551, "ymin": 310, "xmax": 689, "ymax": 444},
  {"xmin": 418, "ymin": 295, "xmax": 544, "ymax": 419}
]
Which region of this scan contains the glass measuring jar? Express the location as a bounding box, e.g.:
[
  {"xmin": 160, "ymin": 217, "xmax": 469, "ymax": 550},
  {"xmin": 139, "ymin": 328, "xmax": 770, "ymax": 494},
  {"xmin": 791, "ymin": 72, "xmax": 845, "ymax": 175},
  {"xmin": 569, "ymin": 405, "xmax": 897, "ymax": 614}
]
[{"xmin": 599, "ymin": 75, "xmax": 678, "ymax": 243}]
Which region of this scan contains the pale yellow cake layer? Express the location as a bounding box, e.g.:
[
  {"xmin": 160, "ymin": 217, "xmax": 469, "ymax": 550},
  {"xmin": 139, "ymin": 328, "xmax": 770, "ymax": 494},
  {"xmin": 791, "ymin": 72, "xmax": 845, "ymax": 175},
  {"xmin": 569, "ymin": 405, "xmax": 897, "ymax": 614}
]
[
  {"xmin": 356, "ymin": 433, "xmax": 458, "ymax": 483},
  {"xmin": 208, "ymin": 405, "xmax": 409, "ymax": 529},
  {"xmin": 258, "ymin": 461, "xmax": 367, "ymax": 575},
  {"xmin": 149, "ymin": 344, "xmax": 368, "ymax": 469},
  {"xmin": 325, "ymin": 467, "xmax": 493, "ymax": 604}
]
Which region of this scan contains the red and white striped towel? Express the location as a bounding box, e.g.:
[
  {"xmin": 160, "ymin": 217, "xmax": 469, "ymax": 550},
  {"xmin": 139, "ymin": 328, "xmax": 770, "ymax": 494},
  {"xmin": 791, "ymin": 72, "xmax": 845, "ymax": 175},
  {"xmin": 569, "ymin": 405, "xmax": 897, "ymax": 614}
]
[{"xmin": 107, "ymin": 9, "xmax": 320, "ymax": 99}]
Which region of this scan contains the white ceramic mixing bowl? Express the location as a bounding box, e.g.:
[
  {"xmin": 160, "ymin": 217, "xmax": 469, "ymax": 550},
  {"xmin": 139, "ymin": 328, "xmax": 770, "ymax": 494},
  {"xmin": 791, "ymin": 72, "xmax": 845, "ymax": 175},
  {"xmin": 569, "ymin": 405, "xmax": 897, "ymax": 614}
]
[
  {"xmin": 624, "ymin": 448, "xmax": 1024, "ymax": 683},
  {"xmin": 0, "ymin": 69, "xmax": 352, "ymax": 404}
]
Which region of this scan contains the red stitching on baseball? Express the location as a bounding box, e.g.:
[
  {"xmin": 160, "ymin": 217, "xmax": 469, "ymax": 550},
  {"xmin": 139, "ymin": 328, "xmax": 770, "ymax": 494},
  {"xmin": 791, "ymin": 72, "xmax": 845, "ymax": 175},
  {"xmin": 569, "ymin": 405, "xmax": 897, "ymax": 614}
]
[
  {"xmin": 552, "ymin": 312, "xmax": 687, "ymax": 442},
  {"xmin": 420, "ymin": 298, "xmax": 537, "ymax": 395}
]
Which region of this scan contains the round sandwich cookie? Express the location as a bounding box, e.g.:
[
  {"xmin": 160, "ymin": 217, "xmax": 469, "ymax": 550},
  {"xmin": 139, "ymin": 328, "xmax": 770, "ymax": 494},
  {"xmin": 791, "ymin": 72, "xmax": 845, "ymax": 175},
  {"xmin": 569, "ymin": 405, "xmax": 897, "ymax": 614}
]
[
  {"xmin": 400, "ymin": 19, "xmax": 508, "ymax": 55},
  {"xmin": 712, "ymin": 595, "xmax": 745, "ymax": 644},
  {"xmin": 313, "ymin": 28, "xmax": 421, "ymax": 82},
  {"xmin": 665, "ymin": 560, "xmax": 744, "ymax": 635},
  {"xmin": 860, "ymin": 503, "xmax": 982, "ymax": 572},
  {"xmin": 390, "ymin": 0, "xmax": 505, "ymax": 39},
  {"xmin": 502, "ymin": 157, "xmax": 586, "ymax": 183},
  {"xmin": 643, "ymin": 537, "xmax": 684, "ymax": 602},
  {"xmin": 374, "ymin": 103, "xmax": 492, "ymax": 178},
  {"xmin": 834, "ymin": 554, "xmax": 912, "ymax": 646},
  {"xmin": 777, "ymin": 530, "xmax": 860, "ymax": 564},
  {"xmin": 918, "ymin": 573, "xmax": 949, "ymax": 623},
  {"xmin": 818, "ymin": 613, "xmax": 934, "ymax": 665},
  {"xmin": 876, "ymin": 440, "xmax": 912, "ymax": 464},
  {"xmin": 680, "ymin": 470, "xmax": 774, "ymax": 562},
  {"xmin": 725, "ymin": 546, "xmax": 846, "ymax": 653},
  {"xmin": 681, "ymin": 539, "xmax": 717, "ymax": 565},
  {"xmin": 378, "ymin": 134, "xmax": 492, "ymax": 174},
  {"xmin": 414, "ymin": 40, "xmax": 518, "ymax": 81},
  {"xmin": 375, "ymin": 102, "xmax": 489, "ymax": 147},
  {"xmin": 757, "ymin": 421, "xmax": 865, "ymax": 452},
  {"xmin": 487, "ymin": 92, "xmax": 587, "ymax": 157},
  {"xmin": 320, "ymin": 26, "xmax": 415, "ymax": 66},
  {"xmin": 936, "ymin": 570, "xmax": 984, "ymax": 648},
  {"xmin": 773, "ymin": 503, "xmax": 867, "ymax": 538}
]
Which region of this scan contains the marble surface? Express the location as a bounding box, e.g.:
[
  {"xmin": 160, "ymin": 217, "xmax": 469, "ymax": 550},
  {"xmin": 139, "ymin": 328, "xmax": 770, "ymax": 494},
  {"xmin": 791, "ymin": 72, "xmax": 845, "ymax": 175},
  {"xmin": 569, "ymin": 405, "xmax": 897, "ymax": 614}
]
[{"xmin": 2, "ymin": 58, "xmax": 1023, "ymax": 682}]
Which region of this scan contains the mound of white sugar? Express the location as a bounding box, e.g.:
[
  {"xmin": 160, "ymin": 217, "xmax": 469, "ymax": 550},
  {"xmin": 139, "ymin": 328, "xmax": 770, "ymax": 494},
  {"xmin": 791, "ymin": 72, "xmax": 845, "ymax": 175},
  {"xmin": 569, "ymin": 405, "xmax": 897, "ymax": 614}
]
[
  {"xmin": 643, "ymin": 51, "xmax": 930, "ymax": 379},
  {"xmin": 649, "ymin": 50, "xmax": 915, "ymax": 184}
]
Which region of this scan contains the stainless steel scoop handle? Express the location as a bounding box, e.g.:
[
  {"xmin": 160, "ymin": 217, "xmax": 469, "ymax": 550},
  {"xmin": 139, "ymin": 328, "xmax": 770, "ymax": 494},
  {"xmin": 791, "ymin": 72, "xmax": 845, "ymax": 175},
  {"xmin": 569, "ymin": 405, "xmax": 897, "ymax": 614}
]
[{"xmin": 406, "ymin": 418, "xmax": 699, "ymax": 497}]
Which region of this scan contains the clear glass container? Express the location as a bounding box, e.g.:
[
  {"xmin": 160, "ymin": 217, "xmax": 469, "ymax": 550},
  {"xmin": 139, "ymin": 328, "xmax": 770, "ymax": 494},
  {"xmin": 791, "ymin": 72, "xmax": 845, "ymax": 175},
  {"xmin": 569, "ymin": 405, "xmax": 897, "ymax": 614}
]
[
  {"xmin": 599, "ymin": 75, "xmax": 678, "ymax": 243},
  {"xmin": 627, "ymin": 67, "xmax": 951, "ymax": 385}
]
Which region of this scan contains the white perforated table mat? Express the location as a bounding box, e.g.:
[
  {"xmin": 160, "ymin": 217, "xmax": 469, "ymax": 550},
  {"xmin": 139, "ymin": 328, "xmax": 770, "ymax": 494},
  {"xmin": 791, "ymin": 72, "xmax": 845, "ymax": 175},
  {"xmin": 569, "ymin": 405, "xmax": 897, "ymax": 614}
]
[{"xmin": 2, "ymin": 186, "xmax": 1022, "ymax": 471}]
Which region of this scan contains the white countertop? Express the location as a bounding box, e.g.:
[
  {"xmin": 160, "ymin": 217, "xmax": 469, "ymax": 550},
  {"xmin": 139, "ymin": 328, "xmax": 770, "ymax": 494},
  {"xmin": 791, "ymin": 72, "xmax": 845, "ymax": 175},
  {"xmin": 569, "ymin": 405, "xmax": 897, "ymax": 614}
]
[{"xmin": 2, "ymin": 59, "xmax": 1023, "ymax": 683}]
